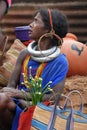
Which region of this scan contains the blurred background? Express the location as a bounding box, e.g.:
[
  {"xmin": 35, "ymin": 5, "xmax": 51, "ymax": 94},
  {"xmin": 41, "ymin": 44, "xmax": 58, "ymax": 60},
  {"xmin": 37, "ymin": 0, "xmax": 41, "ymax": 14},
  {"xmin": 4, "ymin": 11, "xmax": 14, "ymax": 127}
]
[{"xmin": 1, "ymin": 0, "xmax": 87, "ymax": 50}]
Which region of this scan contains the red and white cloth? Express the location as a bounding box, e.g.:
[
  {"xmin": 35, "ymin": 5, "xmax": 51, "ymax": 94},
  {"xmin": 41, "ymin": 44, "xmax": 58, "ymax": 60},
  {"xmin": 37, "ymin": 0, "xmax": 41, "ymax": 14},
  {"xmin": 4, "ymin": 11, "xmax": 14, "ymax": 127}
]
[
  {"xmin": 3, "ymin": 0, "xmax": 12, "ymax": 13},
  {"xmin": 7, "ymin": 0, "xmax": 12, "ymax": 7}
]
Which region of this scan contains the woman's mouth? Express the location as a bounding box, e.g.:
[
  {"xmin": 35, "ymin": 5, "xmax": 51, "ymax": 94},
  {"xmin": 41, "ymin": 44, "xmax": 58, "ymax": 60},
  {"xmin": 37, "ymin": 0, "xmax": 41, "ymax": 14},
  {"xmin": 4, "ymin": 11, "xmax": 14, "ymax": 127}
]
[{"xmin": 28, "ymin": 29, "xmax": 32, "ymax": 35}]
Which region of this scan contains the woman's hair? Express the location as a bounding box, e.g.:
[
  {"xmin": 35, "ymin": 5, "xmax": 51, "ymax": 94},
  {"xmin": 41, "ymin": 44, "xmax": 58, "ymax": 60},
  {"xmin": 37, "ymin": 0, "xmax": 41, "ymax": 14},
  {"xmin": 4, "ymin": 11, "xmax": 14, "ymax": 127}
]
[{"xmin": 38, "ymin": 8, "xmax": 69, "ymax": 46}]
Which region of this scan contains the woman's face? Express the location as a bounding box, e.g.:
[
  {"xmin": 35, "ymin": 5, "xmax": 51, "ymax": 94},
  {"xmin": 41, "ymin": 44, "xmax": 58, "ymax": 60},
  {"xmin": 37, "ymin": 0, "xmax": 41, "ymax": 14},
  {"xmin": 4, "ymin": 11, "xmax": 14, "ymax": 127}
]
[{"xmin": 29, "ymin": 12, "xmax": 48, "ymax": 41}]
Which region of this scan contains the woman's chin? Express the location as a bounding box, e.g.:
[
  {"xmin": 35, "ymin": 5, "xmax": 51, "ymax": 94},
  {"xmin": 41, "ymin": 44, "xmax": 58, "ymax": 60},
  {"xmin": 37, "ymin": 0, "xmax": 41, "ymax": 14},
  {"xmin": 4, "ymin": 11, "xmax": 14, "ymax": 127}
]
[{"xmin": 29, "ymin": 34, "xmax": 33, "ymax": 39}]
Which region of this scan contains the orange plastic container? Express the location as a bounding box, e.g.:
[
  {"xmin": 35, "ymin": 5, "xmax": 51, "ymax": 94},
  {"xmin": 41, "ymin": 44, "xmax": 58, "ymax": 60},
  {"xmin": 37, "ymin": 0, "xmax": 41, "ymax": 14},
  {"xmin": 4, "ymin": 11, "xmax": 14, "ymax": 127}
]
[{"xmin": 61, "ymin": 33, "xmax": 87, "ymax": 77}]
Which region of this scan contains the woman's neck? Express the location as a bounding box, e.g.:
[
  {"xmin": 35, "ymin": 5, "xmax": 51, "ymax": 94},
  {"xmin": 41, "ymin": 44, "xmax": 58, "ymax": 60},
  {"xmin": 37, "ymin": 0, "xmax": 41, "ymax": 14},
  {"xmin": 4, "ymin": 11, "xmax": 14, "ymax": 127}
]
[{"xmin": 37, "ymin": 39, "xmax": 53, "ymax": 51}]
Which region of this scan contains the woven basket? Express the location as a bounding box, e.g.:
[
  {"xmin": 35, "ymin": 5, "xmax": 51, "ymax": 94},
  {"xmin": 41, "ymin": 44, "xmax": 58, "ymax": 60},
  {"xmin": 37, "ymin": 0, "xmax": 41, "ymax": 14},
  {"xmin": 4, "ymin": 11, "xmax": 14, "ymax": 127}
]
[
  {"xmin": 31, "ymin": 90, "xmax": 87, "ymax": 130},
  {"xmin": 0, "ymin": 39, "xmax": 26, "ymax": 86}
]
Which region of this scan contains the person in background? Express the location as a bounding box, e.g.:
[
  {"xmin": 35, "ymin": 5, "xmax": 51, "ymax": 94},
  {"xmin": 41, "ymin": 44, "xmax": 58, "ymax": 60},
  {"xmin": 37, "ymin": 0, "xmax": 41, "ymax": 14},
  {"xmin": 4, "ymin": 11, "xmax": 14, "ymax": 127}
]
[
  {"xmin": 0, "ymin": 0, "xmax": 12, "ymax": 50},
  {"xmin": 0, "ymin": 8, "xmax": 69, "ymax": 130},
  {"xmin": 0, "ymin": 0, "xmax": 11, "ymax": 19}
]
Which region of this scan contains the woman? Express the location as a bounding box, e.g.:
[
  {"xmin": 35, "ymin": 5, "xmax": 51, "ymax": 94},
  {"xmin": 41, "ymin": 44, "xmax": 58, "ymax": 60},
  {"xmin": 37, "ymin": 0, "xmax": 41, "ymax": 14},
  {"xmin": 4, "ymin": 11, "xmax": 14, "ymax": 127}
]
[{"xmin": 0, "ymin": 8, "xmax": 69, "ymax": 130}]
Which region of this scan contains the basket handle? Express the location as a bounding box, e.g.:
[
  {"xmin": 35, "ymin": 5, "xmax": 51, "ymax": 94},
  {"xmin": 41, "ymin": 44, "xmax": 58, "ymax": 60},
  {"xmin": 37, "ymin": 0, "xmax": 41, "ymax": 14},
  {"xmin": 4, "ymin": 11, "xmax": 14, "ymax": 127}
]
[
  {"xmin": 63, "ymin": 90, "xmax": 83, "ymax": 112},
  {"xmin": 47, "ymin": 94, "xmax": 74, "ymax": 130},
  {"xmin": 0, "ymin": 36, "xmax": 8, "ymax": 66},
  {"xmin": 1, "ymin": 36, "xmax": 8, "ymax": 56}
]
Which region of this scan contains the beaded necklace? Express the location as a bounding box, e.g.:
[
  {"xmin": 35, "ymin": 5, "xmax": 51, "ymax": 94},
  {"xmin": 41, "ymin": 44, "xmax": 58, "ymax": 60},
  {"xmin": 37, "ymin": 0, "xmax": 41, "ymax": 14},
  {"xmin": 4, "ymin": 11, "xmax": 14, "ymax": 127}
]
[{"xmin": 22, "ymin": 54, "xmax": 47, "ymax": 84}]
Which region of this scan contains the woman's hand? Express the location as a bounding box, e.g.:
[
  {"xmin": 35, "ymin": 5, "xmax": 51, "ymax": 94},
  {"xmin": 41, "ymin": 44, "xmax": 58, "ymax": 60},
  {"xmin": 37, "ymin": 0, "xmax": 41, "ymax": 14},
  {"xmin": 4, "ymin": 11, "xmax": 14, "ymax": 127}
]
[{"xmin": 0, "ymin": 87, "xmax": 23, "ymax": 99}]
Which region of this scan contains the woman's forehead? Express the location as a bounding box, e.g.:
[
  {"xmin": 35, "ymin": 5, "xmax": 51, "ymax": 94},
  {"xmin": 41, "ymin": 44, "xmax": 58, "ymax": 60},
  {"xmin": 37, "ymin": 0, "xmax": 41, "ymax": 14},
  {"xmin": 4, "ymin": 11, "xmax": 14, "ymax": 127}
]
[
  {"xmin": 34, "ymin": 12, "xmax": 44, "ymax": 22},
  {"xmin": 34, "ymin": 12, "xmax": 41, "ymax": 19}
]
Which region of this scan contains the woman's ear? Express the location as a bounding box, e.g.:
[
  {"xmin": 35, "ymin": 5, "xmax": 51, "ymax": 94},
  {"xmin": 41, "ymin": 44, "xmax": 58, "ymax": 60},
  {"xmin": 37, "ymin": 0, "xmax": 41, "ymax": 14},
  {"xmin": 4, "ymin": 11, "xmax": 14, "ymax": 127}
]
[{"xmin": 44, "ymin": 28, "xmax": 50, "ymax": 34}]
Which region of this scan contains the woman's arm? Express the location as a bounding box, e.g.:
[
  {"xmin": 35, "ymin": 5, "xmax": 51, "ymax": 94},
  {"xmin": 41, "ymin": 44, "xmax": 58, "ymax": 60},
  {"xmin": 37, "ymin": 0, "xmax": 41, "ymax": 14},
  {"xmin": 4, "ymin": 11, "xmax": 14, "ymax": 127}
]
[
  {"xmin": 42, "ymin": 78, "xmax": 65, "ymax": 102},
  {"xmin": 7, "ymin": 49, "xmax": 28, "ymax": 88},
  {"xmin": 0, "ymin": 49, "xmax": 30, "ymax": 99}
]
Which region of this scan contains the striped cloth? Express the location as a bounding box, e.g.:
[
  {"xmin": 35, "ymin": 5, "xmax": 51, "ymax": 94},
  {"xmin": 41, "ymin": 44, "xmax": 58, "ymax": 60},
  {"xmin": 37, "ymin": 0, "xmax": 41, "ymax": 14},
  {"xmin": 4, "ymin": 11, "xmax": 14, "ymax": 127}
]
[{"xmin": 0, "ymin": 39, "xmax": 26, "ymax": 87}]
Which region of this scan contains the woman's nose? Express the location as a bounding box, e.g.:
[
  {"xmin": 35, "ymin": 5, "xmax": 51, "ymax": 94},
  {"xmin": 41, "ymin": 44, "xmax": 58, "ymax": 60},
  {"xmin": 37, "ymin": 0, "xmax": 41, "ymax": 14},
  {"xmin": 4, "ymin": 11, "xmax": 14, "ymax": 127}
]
[{"xmin": 29, "ymin": 22, "xmax": 33, "ymax": 28}]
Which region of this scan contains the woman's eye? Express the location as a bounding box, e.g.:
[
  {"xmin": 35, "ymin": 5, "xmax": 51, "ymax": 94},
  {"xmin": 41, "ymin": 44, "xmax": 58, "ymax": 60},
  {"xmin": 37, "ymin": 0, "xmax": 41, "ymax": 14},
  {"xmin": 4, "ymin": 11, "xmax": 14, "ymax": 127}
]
[{"xmin": 34, "ymin": 18, "xmax": 38, "ymax": 22}]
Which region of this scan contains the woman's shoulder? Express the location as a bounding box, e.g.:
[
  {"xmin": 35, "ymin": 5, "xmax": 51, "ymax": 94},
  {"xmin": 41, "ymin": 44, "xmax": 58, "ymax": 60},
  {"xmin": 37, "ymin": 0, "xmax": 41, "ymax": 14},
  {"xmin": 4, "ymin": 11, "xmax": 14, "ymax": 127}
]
[
  {"xmin": 52, "ymin": 53, "xmax": 68, "ymax": 64},
  {"xmin": 17, "ymin": 49, "xmax": 29, "ymax": 64},
  {"xmin": 46, "ymin": 53, "xmax": 68, "ymax": 72},
  {"xmin": 46, "ymin": 53, "xmax": 69, "ymax": 73}
]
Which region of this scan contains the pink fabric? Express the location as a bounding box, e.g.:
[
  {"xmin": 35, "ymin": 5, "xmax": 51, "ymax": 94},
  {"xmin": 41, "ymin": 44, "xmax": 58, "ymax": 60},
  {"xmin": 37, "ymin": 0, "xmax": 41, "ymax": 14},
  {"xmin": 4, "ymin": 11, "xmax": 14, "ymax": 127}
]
[
  {"xmin": 23, "ymin": 40, "xmax": 33, "ymax": 47},
  {"xmin": 7, "ymin": 0, "xmax": 12, "ymax": 7}
]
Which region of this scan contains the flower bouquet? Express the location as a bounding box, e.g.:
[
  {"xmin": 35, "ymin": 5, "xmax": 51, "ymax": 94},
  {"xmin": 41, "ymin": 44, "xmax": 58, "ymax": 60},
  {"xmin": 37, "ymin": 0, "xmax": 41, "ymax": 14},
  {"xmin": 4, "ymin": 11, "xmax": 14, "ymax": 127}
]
[
  {"xmin": 18, "ymin": 67, "xmax": 63, "ymax": 130},
  {"xmin": 21, "ymin": 66, "xmax": 52, "ymax": 107}
]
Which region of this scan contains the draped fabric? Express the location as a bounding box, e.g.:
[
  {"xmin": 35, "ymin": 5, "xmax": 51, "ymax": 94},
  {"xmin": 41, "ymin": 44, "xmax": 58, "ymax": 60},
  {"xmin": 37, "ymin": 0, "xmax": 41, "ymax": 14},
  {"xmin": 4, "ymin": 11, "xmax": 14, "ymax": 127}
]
[
  {"xmin": 18, "ymin": 55, "xmax": 47, "ymax": 91},
  {"xmin": 17, "ymin": 106, "xmax": 35, "ymax": 130},
  {"xmin": 42, "ymin": 54, "xmax": 69, "ymax": 88},
  {"xmin": 18, "ymin": 53, "xmax": 68, "ymax": 90}
]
